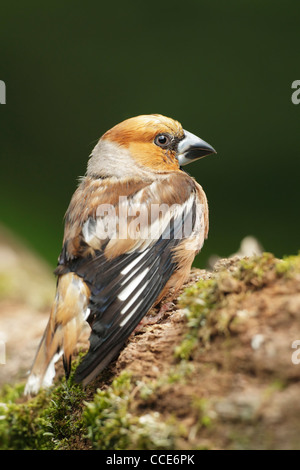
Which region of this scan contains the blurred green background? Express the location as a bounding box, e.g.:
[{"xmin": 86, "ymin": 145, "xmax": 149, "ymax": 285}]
[{"xmin": 0, "ymin": 0, "xmax": 299, "ymax": 270}]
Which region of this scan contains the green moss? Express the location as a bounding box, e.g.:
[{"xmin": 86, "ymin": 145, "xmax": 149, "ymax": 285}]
[
  {"xmin": 275, "ymin": 252, "xmax": 300, "ymax": 277},
  {"xmin": 234, "ymin": 252, "xmax": 277, "ymax": 287},
  {"xmin": 176, "ymin": 252, "xmax": 300, "ymax": 361},
  {"xmin": 83, "ymin": 371, "xmax": 133, "ymax": 450},
  {"xmin": 83, "ymin": 371, "xmax": 178, "ymax": 450},
  {"xmin": 174, "ymin": 336, "xmax": 197, "ymax": 361},
  {"xmin": 0, "ymin": 384, "xmax": 50, "ymax": 449},
  {"xmin": 0, "ymin": 380, "xmax": 87, "ymax": 450},
  {"xmin": 166, "ymin": 361, "xmax": 194, "ymax": 384},
  {"xmin": 37, "ymin": 382, "xmax": 86, "ymax": 449},
  {"xmin": 137, "ymin": 361, "xmax": 194, "ymax": 403},
  {"xmin": 0, "ymin": 363, "xmax": 191, "ymax": 450},
  {"xmin": 234, "ymin": 251, "xmax": 300, "ymax": 285},
  {"xmin": 193, "ymin": 397, "xmax": 214, "ymax": 429},
  {"xmin": 175, "ymin": 279, "xmax": 221, "ymax": 360},
  {"xmin": 0, "ymin": 357, "xmax": 87, "ymax": 450}
]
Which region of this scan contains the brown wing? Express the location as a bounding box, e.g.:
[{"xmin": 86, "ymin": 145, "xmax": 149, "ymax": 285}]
[{"xmin": 56, "ymin": 172, "xmax": 202, "ymax": 385}]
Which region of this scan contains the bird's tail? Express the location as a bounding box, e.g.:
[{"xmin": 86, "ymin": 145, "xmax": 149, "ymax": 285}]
[{"xmin": 24, "ymin": 273, "xmax": 90, "ymax": 395}]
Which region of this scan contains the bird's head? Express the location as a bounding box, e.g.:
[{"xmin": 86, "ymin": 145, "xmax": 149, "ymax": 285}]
[{"xmin": 87, "ymin": 114, "xmax": 216, "ymax": 178}]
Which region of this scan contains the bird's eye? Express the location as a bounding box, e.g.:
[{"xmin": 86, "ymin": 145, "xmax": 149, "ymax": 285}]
[{"xmin": 154, "ymin": 134, "xmax": 171, "ymax": 148}]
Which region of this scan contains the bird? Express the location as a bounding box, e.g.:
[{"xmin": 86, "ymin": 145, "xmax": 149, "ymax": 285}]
[{"xmin": 25, "ymin": 114, "xmax": 216, "ymax": 395}]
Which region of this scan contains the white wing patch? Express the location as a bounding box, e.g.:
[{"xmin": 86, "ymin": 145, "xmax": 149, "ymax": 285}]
[
  {"xmin": 119, "ymin": 299, "xmax": 144, "ymax": 327},
  {"xmin": 120, "ymin": 248, "xmax": 150, "ymax": 275},
  {"xmin": 120, "ymin": 281, "xmax": 150, "ymax": 316},
  {"xmin": 118, "ymin": 267, "xmax": 150, "ymax": 301}
]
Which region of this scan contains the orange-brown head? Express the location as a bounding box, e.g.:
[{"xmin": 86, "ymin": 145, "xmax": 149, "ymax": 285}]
[{"xmin": 87, "ymin": 114, "xmax": 216, "ymax": 178}]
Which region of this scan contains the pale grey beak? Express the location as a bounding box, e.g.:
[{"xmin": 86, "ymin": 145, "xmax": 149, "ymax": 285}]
[{"xmin": 176, "ymin": 129, "xmax": 216, "ymax": 166}]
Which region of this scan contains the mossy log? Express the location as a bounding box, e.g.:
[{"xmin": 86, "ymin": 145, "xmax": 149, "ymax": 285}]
[{"xmin": 1, "ymin": 252, "xmax": 300, "ymax": 450}]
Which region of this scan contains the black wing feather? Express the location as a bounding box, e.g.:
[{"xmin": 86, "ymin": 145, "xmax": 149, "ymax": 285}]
[
  {"xmin": 75, "ymin": 234, "xmax": 180, "ymax": 384},
  {"xmin": 58, "ymin": 198, "xmax": 196, "ymax": 384}
]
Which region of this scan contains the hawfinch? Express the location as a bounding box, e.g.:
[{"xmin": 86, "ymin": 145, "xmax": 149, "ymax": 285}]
[{"xmin": 25, "ymin": 114, "xmax": 216, "ymax": 395}]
